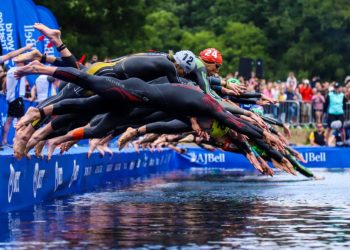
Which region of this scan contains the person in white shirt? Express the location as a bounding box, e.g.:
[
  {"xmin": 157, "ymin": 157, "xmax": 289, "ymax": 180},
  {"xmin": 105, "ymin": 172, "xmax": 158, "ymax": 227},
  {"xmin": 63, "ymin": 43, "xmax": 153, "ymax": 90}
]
[
  {"xmin": 286, "ymin": 72, "xmax": 298, "ymax": 90},
  {"xmin": 30, "ymin": 75, "xmax": 57, "ymax": 102},
  {"xmin": 1, "ymin": 62, "xmax": 27, "ymax": 146}
]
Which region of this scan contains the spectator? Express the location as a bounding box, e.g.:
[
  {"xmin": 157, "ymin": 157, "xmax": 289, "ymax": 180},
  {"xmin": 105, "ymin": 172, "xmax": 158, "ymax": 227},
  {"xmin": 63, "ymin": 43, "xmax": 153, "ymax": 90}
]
[
  {"xmin": 310, "ymin": 76, "xmax": 320, "ymax": 88},
  {"xmin": 286, "ymin": 86, "xmax": 298, "ymax": 123},
  {"xmin": 328, "ymin": 120, "xmax": 347, "ymax": 146},
  {"xmin": 1, "ymin": 62, "xmax": 27, "ymax": 147},
  {"xmin": 324, "ymin": 82, "xmax": 346, "ymax": 145},
  {"xmin": 299, "ymin": 79, "xmax": 313, "ymax": 123},
  {"xmin": 271, "ymin": 82, "xmax": 281, "ymax": 119},
  {"xmin": 321, "ymin": 81, "xmax": 330, "ymax": 97},
  {"xmin": 249, "ymin": 72, "xmax": 258, "ymax": 86},
  {"xmin": 344, "ymin": 75, "xmax": 350, "ymax": 86},
  {"xmin": 277, "ymin": 84, "xmax": 287, "ymax": 121},
  {"xmin": 311, "ymin": 89, "xmax": 325, "ymax": 124},
  {"xmin": 294, "ymin": 87, "xmax": 302, "ymax": 101},
  {"xmin": 84, "ymin": 54, "xmax": 99, "ymax": 67},
  {"xmin": 309, "ymin": 123, "xmax": 326, "ymax": 146},
  {"xmin": 30, "ymin": 75, "xmax": 57, "ymax": 102},
  {"xmin": 286, "ymin": 72, "xmax": 297, "ymax": 90}
]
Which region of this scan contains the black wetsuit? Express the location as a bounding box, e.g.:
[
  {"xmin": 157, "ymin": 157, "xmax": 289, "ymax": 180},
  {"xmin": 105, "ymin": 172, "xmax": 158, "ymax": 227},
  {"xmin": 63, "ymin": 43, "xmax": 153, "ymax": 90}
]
[
  {"xmin": 49, "ymin": 67, "xmax": 264, "ymax": 139},
  {"xmin": 33, "ymin": 53, "xmax": 182, "ymax": 129}
]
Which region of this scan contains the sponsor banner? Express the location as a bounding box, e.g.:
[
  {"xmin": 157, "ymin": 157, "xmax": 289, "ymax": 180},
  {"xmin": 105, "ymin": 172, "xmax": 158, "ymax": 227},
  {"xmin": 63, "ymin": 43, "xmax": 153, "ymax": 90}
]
[
  {"xmin": 13, "ymin": 0, "xmax": 43, "ymax": 52},
  {"xmin": 0, "ymin": 147, "xmax": 175, "ymax": 212},
  {"xmin": 36, "ymin": 5, "xmax": 60, "ymax": 57},
  {"xmin": 180, "ymin": 146, "xmax": 350, "ymax": 170},
  {"xmin": 0, "ymin": 0, "xmax": 20, "ymax": 68},
  {"xmin": 0, "ymin": 145, "xmax": 349, "ymax": 212},
  {"xmin": 13, "ymin": 0, "xmax": 44, "ymax": 86}
]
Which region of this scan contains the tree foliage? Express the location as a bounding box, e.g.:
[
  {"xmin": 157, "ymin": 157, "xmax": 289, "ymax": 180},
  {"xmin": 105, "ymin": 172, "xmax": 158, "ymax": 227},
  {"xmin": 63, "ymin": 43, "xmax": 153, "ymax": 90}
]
[{"xmin": 35, "ymin": 0, "xmax": 350, "ymax": 81}]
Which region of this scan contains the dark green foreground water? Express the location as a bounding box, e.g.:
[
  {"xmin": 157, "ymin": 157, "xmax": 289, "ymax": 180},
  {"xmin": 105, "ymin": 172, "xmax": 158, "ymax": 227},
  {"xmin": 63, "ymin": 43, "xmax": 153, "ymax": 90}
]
[{"xmin": 1, "ymin": 169, "xmax": 349, "ymax": 249}]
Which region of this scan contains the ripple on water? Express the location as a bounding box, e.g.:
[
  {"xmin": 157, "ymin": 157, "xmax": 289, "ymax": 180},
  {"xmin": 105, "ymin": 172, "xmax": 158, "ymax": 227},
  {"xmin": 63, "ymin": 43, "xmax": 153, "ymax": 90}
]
[{"xmin": 0, "ymin": 170, "xmax": 349, "ymax": 249}]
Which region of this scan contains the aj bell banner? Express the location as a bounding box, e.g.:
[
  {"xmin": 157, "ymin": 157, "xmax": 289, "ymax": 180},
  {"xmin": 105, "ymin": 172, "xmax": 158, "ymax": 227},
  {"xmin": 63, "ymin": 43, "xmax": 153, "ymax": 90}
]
[
  {"xmin": 36, "ymin": 5, "xmax": 60, "ymax": 58},
  {"xmin": 0, "ymin": 0, "xmax": 20, "ymax": 68}
]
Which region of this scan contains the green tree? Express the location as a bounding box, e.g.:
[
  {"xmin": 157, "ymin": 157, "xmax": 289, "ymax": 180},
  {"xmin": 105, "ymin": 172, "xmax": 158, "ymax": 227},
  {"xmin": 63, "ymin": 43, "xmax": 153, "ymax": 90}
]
[
  {"xmin": 217, "ymin": 22, "xmax": 268, "ymax": 75},
  {"xmin": 142, "ymin": 11, "xmax": 182, "ymax": 51}
]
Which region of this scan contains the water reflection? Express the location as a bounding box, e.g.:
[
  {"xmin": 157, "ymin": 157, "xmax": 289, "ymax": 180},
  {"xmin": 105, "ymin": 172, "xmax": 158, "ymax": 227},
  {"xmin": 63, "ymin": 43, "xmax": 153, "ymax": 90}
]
[{"xmin": 0, "ymin": 170, "xmax": 350, "ymax": 249}]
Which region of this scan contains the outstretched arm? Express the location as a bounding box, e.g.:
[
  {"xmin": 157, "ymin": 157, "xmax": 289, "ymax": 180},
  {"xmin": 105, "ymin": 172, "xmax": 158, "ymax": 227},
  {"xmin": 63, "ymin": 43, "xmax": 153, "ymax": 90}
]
[{"xmin": 1, "ymin": 44, "xmax": 33, "ymax": 62}]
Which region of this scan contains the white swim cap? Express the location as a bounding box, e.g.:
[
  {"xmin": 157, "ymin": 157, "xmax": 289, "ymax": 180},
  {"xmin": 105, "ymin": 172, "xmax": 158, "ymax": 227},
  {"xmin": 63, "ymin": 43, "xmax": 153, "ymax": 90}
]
[{"xmin": 174, "ymin": 50, "xmax": 196, "ymax": 74}]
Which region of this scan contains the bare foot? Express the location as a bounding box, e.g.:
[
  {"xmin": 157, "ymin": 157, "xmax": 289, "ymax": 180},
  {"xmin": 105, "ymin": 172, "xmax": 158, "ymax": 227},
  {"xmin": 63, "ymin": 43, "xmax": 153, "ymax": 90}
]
[
  {"xmin": 13, "ymin": 125, "xmax": 35, "ymax": 159},
  {"xmin": 13, "ymin": 49, "xmax": 42, "ymax": 63},
  {"xmin": 100, "ymin": 142, "xmax": 113, "ymax": 157},
  {"xmin": 59, "ymin": 140, "xmax": 77, "ymax": 154},
  {"xmin": 34, "ymin": 23, "xmax": 61, "ymax": 46},
  {"xmin": 118, "ymin": 127, "xmax": 138, "ymax": 150},
  {"xmin": 88, "ymin": 138, "xmax": 100, "ymax": 158},
  {"xmin": 15, "ymin": 107, "xmax": 41, "ymax": 130},
  {"xmin": 34, "ymin": 140, "xmax": 46, "ymax": 158},
  {"xmin": 47, "ymin": 139, "xmax": 59, "ymax": 161},
  {"xmin": 14, "ymin": 60, "xmax": 45, "ymax": 79},
  {"xmin": 25, "ymin": 136, "xmax": 42, "ymax": 155},
  {"xmin": 96, "ymin": 144, "xmax": 105, "ymax": 157}
]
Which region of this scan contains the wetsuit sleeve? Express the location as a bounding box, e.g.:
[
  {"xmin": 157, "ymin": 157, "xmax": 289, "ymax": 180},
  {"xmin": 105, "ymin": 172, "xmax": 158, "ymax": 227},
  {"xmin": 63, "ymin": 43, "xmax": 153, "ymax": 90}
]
[
  {"xmin": 254, "ymin": 139, "xmax": 283, "ymax": 162},
  {"xmin": 261, "ymin": 115, "xmax": 284, "ymax": 127},
  {"xmin": 227, "ymin": 133, "xmax": 252, "ymax": 154},
  {"xmin": 269, "ymin": 126, "xmax": 278, "ymax": 135},
  {"xmin": 163, "ymin": 62, "xmax": 181, "ymax": 83},
  {"xmin": 284, "ymin": 153, "xmax": 314, "ymax": 178},
  {"xmin": 235, "ymin": 92, "xmax": 262, "ymax": 98},
  {"xmin": 52, "ymin": 55, "xmax": 78, "ymax": 68},
  {"xmin": 229, "ymin": 96, "xmax": 258, "ymax": 104},
  {"xmin": 220, "ymin": 101, "xmax": 246, "ymax": 115},
  {"xmin": 343, "ymin": 96, "xmax": 346, "ymax": 111},
  {"xmin": 146, "ymin": 120, "xmax": 191, "ymax": 134},
  {"xmin": 191, "ymin": 67, "xmax": 222, "ymax": 99},
  {"xmin": 208, "ymin": 76, "xmax": 222, "ymax": 86},
  {"xmin": 211, "ymin": 85, "xmax": 223, "ymax": 95}
]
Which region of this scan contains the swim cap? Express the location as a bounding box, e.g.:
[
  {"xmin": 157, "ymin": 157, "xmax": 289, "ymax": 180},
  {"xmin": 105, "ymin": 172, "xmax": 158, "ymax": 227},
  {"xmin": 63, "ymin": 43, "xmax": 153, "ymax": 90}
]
[
  {"xmin": 210, "ymin": 120, "xmax": 229, "ymax": 138},
  {"xmin": 199, "ymin": 48, "xmax": 222, "ymax": 64},
  {"xmin": 331, "ymin": 120, "xmax": 342, "ymax": 130},
  {"xmin": 250, "ymin": 105, "xmax": 264, "ymax": 116},
  {"xmin": 174, "ymin": 50, "xmax": 196, "ymax": 74},
  {"xmin": 227, "ymin": 78, "xmax": 241, "ymax": 85}
]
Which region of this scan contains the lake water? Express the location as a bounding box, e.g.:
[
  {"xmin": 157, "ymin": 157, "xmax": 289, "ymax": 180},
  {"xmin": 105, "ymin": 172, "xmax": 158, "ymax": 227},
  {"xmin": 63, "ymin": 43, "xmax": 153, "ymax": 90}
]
[{"xmin": 0, "ymin": 169, "xmax": 349, "ymax": 249}]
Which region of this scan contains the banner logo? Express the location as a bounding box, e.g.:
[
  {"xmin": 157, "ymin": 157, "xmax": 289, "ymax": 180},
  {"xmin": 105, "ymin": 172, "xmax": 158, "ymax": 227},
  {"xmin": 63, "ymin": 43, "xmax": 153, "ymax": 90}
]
[
  {"xmin": 33, "ymin": 163, "xmax": 45, "ymax": 198},
  {"xmin": 8, "ymin": 164, "xmax": 21, "ymax": 203},
  {"xmin": 54, "ymin": 162, "xmax": 63, "ymax": 191},
  {"xmin": 69, "ymin": 160, "xmax": 79, "ymax": 188},
  {"xmin": 187, "ymin": 152, "xmax": 226, "ymax": 164},
  {"xmin": 303, "ymin": 152, "xmax": 326, "ymax": 163}
]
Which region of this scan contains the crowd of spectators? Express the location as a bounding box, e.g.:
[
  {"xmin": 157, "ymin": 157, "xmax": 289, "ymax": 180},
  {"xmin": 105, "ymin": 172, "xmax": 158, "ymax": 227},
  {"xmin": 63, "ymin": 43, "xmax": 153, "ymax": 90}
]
[
  {"xmin": 226, "ymin": 71, "xmax": 350, "ymax": 125},
  {"xmin": 224, "ymin": 71, "xmax": 350, "ymax": 146}
]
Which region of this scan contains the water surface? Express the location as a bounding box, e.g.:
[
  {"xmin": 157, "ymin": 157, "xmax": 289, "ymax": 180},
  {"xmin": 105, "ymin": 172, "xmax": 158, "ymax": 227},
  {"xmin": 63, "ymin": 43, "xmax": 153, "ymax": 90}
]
[{"xmin": 1, "ymin": 169, "xmax": 349, "ymax": 249}]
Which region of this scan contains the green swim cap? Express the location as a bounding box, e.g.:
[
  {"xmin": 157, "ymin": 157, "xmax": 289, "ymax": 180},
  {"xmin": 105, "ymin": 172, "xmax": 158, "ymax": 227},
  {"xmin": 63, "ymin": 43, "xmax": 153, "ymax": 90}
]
[
  {"xmin": 227, "ymin": 78, "xmax": 241, "ymax": 85},
  {"xmin": 210, "ymin": 120, "xmax": 230, "ymax": 138}
]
